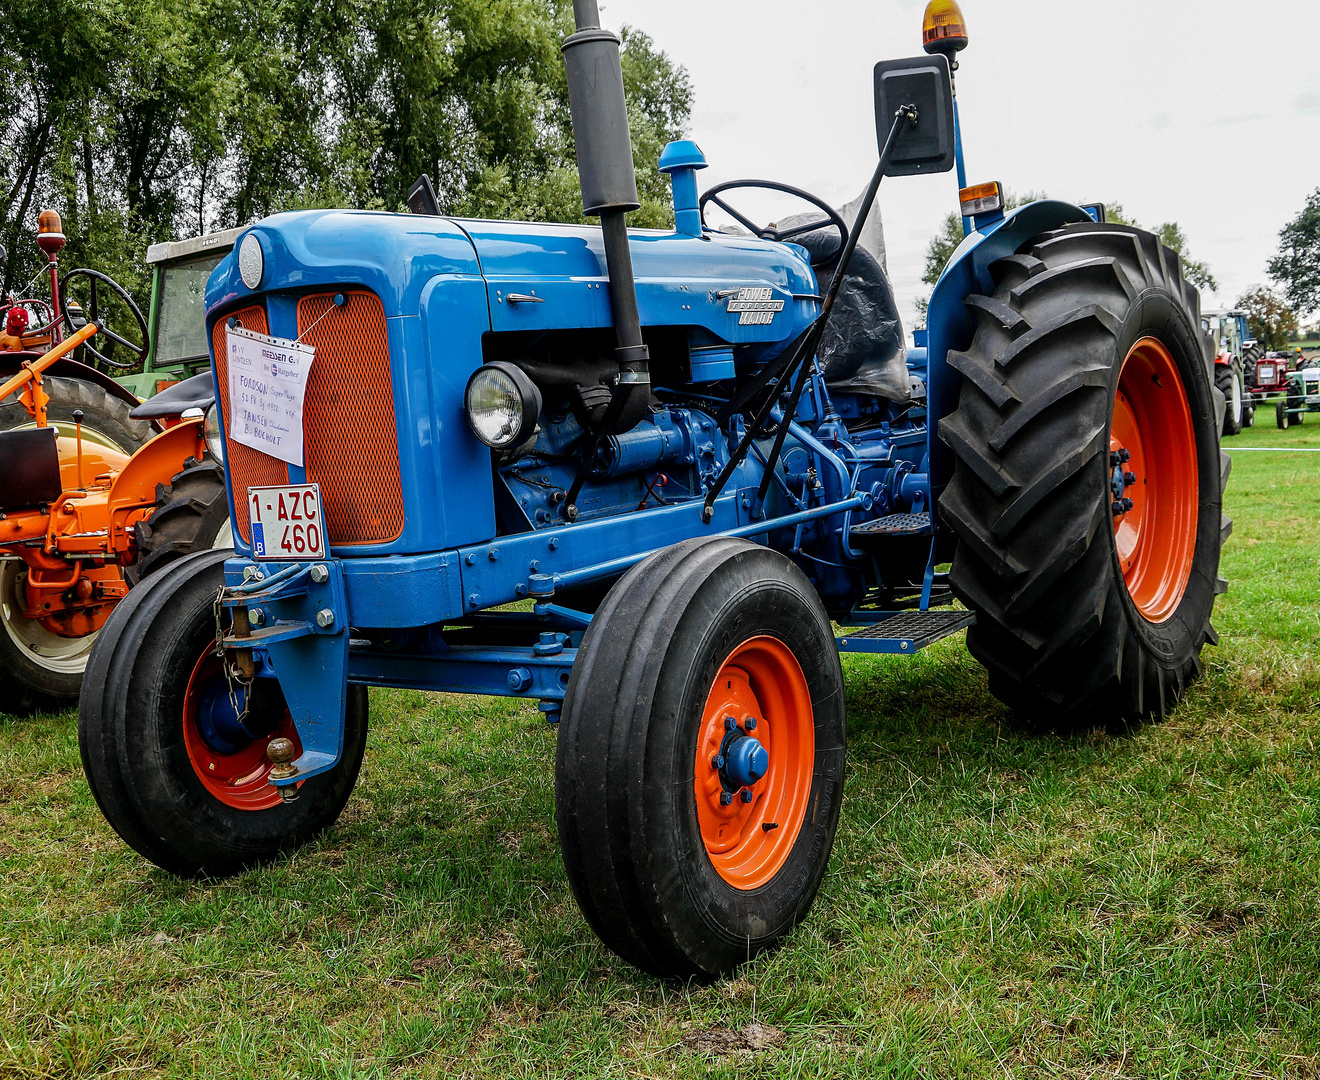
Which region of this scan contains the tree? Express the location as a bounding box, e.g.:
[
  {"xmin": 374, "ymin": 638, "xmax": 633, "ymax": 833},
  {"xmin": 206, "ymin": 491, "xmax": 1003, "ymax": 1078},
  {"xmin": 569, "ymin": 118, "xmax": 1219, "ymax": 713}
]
[
  {"xmin": 1267, "ymin": 188, "xmax": 1320, "ymax": 317},
  {"xmin": 0, "ymin": 0, "xmax": 691, "ymax": 303},
  {"xmin": 1235, "ymin": 285, "xmax": 1298, "ymax": 350}
]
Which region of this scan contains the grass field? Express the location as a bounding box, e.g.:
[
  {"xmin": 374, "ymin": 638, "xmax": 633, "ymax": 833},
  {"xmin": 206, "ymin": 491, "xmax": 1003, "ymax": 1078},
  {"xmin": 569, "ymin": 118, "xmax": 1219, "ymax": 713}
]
[{"xmin": 2, "ymin": 422, "xmax": 1317, "ymax": 1079}]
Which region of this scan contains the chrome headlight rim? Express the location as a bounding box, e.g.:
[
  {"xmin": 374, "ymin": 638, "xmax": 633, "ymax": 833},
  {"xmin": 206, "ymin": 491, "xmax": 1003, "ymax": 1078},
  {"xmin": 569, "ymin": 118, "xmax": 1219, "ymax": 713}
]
[
  {"xmin": 237, "ymin": 233, "xmax": 264, "ymax": 291},
  {"xmin": 464, "ymin": 361, "xmax": 542, "ymax": 450},
  {"xmin": 203, "ymin": 402, "xmax": 224, "ymax": 461}
]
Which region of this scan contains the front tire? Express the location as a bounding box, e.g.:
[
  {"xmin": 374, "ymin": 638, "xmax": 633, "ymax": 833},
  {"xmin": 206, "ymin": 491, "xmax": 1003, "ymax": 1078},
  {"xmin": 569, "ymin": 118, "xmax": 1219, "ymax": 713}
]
[
  {"xmin": 555, "ymin": 537, "xmax": 846, "ymax": 979},
  {"xmin": 78, "ymin": 549, "xmax": 368, "ymax": 876},
  {"xmin": 939, "ymin": 222, "xmax": 1228, "ymax": 725}
]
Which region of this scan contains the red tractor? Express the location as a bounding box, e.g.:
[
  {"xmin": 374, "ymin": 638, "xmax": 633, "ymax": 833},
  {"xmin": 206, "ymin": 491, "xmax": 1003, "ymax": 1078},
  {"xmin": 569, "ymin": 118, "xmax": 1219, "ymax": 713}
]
[{"xmin": 0, "ymin": 211, "xmax": 229, "ymax": 712}]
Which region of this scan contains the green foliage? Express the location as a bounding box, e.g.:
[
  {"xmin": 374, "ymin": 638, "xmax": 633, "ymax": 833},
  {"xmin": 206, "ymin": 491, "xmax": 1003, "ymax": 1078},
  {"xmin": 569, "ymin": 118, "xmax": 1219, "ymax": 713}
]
[
  {"xmin": 1268, "ymin": 188, "xmax": 1320, "ymax": 318},
  {"xmin": 0, "ymin": 0, "xmax": 690, "ymax": 301},
  {"xmin": 1236, "ymin": 284, "xmax": 1298, "ymax": 350}
]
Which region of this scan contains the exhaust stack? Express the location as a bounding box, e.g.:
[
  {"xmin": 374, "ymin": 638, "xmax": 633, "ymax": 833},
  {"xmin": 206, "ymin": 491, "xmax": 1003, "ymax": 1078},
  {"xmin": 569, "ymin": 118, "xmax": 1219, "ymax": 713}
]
[{"xmin": 562, "ymin": 0, "xmax": 648, "ymax": 433}]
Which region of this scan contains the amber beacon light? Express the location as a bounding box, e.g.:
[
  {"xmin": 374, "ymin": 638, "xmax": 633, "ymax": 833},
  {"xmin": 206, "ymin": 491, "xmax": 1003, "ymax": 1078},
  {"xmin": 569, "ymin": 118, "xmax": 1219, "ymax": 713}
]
[
  {"xmin": 922, "ymin": 0, "xmax": 969, "ymax": 58},
  {"xmin": 36, "ymin": 209, "xmax": 66, "ymax": 255}
]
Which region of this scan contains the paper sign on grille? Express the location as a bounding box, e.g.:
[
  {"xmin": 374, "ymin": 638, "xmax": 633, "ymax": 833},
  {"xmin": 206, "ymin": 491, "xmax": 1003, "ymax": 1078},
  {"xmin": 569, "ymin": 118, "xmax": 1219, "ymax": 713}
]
[{"xmin": 224, "ymin": 325, "xmax": 315, "ymax": 467}]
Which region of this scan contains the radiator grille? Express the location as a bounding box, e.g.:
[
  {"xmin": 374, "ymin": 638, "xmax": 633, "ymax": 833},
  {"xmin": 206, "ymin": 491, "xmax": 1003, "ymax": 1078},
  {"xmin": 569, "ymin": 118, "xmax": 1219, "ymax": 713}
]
[
  {"xmin": 212, "ymin": 305, "xmax": 286, "ymax": 544},
  {"xmin": 296, "ymin": 291, "xmax": 404, "ymax": 544}
]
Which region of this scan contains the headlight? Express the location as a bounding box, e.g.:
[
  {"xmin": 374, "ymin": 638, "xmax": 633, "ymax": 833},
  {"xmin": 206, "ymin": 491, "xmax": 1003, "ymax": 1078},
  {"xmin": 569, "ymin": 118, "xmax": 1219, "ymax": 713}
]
[
  {"xmin": 465, "ymin": 362, "xmax": 541, "ymax": 449},
  {"xmin": 203, "ymin": 403, "xmax": 224, "ymax": 460},
  {"xmin": 238, "ymin": 233, "xmax": 263, "ymax": 290}
]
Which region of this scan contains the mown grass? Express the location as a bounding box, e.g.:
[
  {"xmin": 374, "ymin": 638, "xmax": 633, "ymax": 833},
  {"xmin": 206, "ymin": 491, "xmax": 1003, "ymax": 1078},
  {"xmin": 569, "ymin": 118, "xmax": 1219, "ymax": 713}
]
[{"xmin": 1, "ymin": 421, "xmax": 1317, "ymax": 1079}]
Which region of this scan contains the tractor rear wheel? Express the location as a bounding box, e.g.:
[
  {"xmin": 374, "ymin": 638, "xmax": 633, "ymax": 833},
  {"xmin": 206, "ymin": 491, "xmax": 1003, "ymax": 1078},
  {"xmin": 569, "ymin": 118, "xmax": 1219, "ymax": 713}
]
[
  {"xmin": 555, "ymin": 537, "xmax": 845, "ymax": 979},
  {"xmin": 78, "ymin": 549, "xmax": 368, "ymax": 877},
  {"xmin": 0, "ymin": 376, "xmax": 154, "ymax": 714},
  {"xmin": 125, "ymin": 454, "xmax": 232, "ymax": 584},
  {"xmin": 1216, "ymin": 359, "xmax": 1243, "ymax": 437},
  {"xmin": 939, "ymin": 222, "xmax": 1228, "ymax": 725}
]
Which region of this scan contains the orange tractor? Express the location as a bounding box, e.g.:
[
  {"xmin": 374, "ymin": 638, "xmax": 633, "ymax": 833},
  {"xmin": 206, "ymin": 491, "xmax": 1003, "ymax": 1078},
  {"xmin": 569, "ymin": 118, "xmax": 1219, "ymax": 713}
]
[{"xmin": 0, "ymin": 211, "xmax": 228, "ymax": 711}]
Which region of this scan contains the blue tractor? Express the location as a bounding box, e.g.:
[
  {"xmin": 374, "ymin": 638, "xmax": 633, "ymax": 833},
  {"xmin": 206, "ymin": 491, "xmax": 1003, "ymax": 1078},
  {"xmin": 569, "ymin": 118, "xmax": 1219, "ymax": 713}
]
[{"xmin": 79, "ymin": 1, "xmax": 1230, "ymax": 979}]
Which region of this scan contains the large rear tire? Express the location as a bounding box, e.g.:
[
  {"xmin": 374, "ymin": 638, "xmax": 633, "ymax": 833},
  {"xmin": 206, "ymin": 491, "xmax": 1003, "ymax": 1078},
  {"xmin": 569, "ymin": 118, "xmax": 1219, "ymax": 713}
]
[
  {"xmin": 78, "ymin": 549, "xmax": 368, "ymax": 876},
  {"xmin": 1216, "ymin": 359, "xmax": 1243, "ymax": 437},
  {"xmin": 938, "ymin": 222, "xmax": 1228, "ymax": 725},
  {"xmin": 555, "ymin": 537, "xmax": 845, "ymax": 979}
]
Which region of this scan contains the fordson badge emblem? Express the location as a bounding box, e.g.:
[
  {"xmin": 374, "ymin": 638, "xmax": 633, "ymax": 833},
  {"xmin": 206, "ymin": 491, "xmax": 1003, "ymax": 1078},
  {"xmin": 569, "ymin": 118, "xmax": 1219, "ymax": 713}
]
[{"xmin": 720, "ymin": 287, "xmax": 785, "ymax": 326}]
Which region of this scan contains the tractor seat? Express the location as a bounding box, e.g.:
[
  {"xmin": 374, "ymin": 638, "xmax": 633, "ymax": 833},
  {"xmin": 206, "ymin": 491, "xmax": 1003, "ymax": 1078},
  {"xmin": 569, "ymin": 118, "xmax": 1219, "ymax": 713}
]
[
  {"xmin": 129, "ymin": 370, "xmax": 215, "ymax": 419},
  {"xmin": 780, "ymin": 218, "xmax": 910, "ymax": 403}
]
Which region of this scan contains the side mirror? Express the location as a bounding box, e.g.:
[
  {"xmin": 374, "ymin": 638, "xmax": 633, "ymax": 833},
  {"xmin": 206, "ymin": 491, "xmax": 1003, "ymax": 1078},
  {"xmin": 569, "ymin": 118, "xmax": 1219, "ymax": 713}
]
[
  {"xmin": 407, "ymin": 174, "xmax": 440, "ymax": 216},
  {"xmin": 873, "ymin": 55, "xmax": 956, "ymax": 176}
]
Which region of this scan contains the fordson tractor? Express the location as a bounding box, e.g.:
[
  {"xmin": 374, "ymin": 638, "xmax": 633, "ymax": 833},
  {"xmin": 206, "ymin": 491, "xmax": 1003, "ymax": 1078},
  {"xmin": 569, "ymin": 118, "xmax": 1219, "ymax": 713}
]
[
  {"xmin": 80, "ymin": 0, "xmax": 1230, "ymax": 979},
  {"xmin": 0, "ymin": 212, "xmax": 228, "ymax": 711}
]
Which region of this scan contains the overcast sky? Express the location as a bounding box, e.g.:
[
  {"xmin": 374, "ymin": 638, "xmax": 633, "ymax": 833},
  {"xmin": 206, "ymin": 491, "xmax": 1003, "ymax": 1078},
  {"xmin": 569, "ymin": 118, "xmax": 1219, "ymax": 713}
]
[{"xmin": 605, "ymin": 0, "xmax": 1320, "ymax": 337}]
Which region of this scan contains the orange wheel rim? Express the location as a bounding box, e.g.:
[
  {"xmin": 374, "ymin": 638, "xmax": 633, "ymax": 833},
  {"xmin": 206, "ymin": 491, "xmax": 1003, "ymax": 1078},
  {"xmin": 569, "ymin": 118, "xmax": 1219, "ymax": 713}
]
[
  {"xmin": 693, "ymin": 635, "xmax": 814, "ymax": 890},
  {"xmin": 181, "ymin": 650, "xmax": 301, "ymax": 811},
  {"xmin": 1110, "ymin": 336, "xmax": 1198, "ymax": 623}
]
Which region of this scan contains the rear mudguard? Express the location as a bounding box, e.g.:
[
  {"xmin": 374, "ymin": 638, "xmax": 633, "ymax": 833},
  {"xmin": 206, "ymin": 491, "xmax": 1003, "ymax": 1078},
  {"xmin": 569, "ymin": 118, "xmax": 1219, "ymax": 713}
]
[
  {"xmin": 0, "ymin": 352, "xmax": 144, "ymax": 411},
  {"xmin": 923, "ymin": 201, "xmax": 1093, "ymax": 521}
]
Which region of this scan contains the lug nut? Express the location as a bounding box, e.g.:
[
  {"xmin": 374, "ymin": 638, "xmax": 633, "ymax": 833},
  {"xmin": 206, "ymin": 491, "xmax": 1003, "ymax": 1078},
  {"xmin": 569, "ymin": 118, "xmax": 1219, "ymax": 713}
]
[
  {"xmin": 1121, "ymin": 497, "xmax": 1133, "ymax": 512},
  {"xmin": 740, "ymin": 789, "xmax": 754, "ymax": 803},
  {"xmin": 724, "ymin": 716, "xmax": 737, "ymax": 731},
  {"xmin": 744, "ymin": 717, "xmax": 757, "ymax": 730},
  {"xmin": 1112, "ymin": 500, "xmax": 1125, "ymax": 516},
  {"xmin": 720, "ymin": 791, "xmax": 733, "ymax": 806},
  {"xmin": 1124, "ymin": 471, "xmax": 1137, "ymax": 486},
  {"xmin": 315, "ymin": 608, "xmax": 335, "ymax": 628}
]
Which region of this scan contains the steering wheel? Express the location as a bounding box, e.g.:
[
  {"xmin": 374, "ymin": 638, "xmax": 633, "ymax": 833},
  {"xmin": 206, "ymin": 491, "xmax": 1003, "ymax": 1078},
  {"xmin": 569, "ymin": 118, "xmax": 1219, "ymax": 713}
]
[
  {"xmin": 699, "ymin": 179, "xmax": 849, "ymax": 268},
  {"xmin": 59, "ymin": 268, "xmax": 150, "ymax": 369}
]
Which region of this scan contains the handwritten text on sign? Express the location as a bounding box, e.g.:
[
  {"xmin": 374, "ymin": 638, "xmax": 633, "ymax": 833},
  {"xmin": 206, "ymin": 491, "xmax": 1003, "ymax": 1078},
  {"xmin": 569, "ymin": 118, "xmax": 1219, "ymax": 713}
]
[{"xmin": 225, "ymin": 325, "xmax": 315, "ymax": 467}]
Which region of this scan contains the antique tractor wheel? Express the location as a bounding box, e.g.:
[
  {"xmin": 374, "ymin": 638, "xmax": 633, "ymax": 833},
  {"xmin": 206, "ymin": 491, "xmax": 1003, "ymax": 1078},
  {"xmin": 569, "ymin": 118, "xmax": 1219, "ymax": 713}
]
[
  {"xmin": 556, "ymin": 537, "xmax": 845, "ymax": 979},
  {"xmin": 0, "ymin": 376, "xmax": 155, "ymax": 713},
  {"xmin": 78, "ymin": 549, "xmax": 368, "ymax": 876},
  {"xmin": 939, "ymin": 222, "xmax": 1228, "ymax": 725}
]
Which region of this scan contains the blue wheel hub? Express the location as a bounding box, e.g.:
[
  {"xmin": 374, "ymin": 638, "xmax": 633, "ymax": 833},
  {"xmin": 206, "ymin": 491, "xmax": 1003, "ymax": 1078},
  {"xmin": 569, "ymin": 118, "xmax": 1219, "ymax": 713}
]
[
  {"xmin": 194, "ymin": 675, "xmax": 255, "ymax": 755},
  {"xmin": 710, "ymin": 716, "xmax": 768, "ymax": 804}
]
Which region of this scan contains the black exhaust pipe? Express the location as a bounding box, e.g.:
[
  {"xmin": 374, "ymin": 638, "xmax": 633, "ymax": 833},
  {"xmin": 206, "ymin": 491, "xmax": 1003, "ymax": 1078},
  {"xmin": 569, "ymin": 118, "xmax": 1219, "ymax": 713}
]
[{"xmin": 562, "ymin": 0, "xmax": 648, "ymax": 437}]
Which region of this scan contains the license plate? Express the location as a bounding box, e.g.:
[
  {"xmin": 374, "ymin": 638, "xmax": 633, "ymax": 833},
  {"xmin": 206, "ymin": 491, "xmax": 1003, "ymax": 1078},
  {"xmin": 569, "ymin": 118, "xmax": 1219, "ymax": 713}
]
[{"xmin": 247, "ymin": 484, "xmax": 328, "ymax": 561}]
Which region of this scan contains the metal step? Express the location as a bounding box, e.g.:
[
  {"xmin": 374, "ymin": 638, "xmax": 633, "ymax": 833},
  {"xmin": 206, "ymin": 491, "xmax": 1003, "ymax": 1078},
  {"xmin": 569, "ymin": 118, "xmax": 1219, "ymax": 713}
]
[
  {"xmin": 836, "ymin": 609, "xmax": 974, "ymax": 655},
  {"xmin": 850, "ymin": 512, "xmax": 932, "ymax": 539}
]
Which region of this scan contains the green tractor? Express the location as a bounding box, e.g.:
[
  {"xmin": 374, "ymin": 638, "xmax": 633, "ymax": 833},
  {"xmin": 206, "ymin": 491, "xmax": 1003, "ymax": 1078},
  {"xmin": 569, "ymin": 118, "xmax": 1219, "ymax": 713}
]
[{"xmin": 115, "ymin": 228, "xmax": 241, "ymax": 400}]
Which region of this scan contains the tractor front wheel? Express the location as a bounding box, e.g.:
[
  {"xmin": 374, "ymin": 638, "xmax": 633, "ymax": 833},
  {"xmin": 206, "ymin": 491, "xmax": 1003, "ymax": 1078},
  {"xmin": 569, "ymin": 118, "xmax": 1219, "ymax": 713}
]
[
  {"xmin": 78, "ymin": 549, "xmax": 368, "ymax": 877},
  {"xmin": 555, "ymin": 537, "xmax": 845, "ymax": 979},
  {"xmin": 939, "ymin": 222, "xmax": 1228, "ymax": 725}
]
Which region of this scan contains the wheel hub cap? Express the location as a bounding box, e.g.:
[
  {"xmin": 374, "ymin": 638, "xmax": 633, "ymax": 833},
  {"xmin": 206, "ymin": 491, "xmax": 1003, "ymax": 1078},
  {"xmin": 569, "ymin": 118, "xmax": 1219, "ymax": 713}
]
[{"xmin": 694, "ymin": 636, "xmax": 814, "ymax": 890}]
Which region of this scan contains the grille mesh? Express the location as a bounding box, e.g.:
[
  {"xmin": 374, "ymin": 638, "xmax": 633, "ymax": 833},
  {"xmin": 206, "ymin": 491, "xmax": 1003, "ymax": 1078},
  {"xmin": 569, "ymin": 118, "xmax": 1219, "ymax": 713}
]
[
  {"xmin": 296, "ymin": 291, "xmax": 404, "ymax": 544},
  {"xmin": 211, "ymin": 305, "xmax": 286, "ymax": 543}
]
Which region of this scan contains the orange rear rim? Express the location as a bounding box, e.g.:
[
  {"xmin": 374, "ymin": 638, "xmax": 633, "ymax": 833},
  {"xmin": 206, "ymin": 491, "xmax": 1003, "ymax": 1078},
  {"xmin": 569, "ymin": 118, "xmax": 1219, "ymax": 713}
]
[
  {"xmin": 693, "ymin": 636, "xmax": 814, "ymax": 890},
  {"xmin": 1110, "ymin": 336, "xmax": 1199, "ymax": 623},
  {"xmin": 181, "ymin": 650, "xmax": 301, "ymax": 811}
]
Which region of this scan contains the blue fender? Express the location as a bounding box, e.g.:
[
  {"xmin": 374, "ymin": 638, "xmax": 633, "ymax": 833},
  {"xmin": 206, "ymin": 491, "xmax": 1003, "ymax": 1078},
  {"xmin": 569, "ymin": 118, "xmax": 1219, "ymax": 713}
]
[{"xmin": 924, "ymin": 200, "xmax": 1094, "ymax": 509}]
